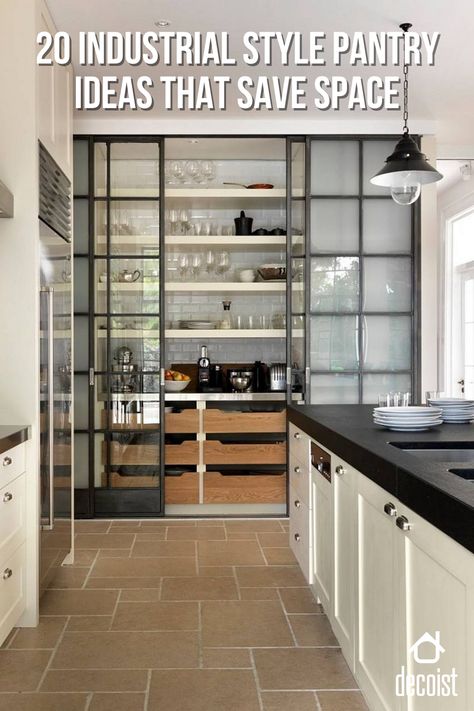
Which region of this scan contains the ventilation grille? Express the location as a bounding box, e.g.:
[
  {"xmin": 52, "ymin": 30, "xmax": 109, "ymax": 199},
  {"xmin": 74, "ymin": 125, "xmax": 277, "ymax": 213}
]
[{"xmin": 39, "ymin": 142, "xmax": 71, "ymax": 242}]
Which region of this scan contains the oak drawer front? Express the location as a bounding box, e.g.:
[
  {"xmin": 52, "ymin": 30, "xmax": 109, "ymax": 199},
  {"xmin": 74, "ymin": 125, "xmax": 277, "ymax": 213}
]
[
  {"xmin": 0, "ymin": 443, "xmax": 26, "ymax": 489},
  {"xmin": 203, "ymin": 441, "xmax": 286, "ymax": 466},
  {"xmin": 102, "ymin": 472, "xmax": 160, "ymax": 488},
  {"xmin": 288, "ymin": 423, "xmax": 310, "ymax": 468},
  {"xmin": 165, "ymin": 410, "xmax": 199, "ymax": 433},
  {"xmin": 165, "ymin": 441, "xmax": 200, "ymax": 465},
  {"xmin": 289, "ymin": 453, "xmax": 311, "ymax": 509},
  {"xmin": 289, "ymin": 484, "xmax": 312, "ymax": 584},
  {"xmin": 0, "ymin": 543, "xmax": 26, "ymax": 647},
  {"xmin": 106, "ymin": 442, "xmax": 160, "ymax": 466},
  {"xmin": 165, "ymin": 472, "xmax": 199, "ymax": 504},
  {"xmin": 204, "ymin": 472, "xmax": 286, "ymax": 504},
  {"xmin": 204, "ymin": 409, "xmax": 286, "ymax": 434},
  {"xmin": 0, "ymin": 475, "xmax": 26, "ymax": 563}
]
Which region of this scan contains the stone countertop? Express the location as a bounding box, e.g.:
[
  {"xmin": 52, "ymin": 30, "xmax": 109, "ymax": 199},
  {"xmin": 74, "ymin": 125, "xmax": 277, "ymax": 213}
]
[
  {"xmin": 0, "ymin": 425, "xmax": 30, "ymax": 455},
  {"xmin": 288, "ymin": 404, "xmax": 474, "ymax": 553}
]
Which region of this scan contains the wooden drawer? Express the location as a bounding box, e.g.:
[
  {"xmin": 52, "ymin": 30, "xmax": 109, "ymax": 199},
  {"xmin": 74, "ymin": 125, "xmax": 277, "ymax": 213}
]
[
  {"xmin": 165, "ymin": 472, "xmax": 199, "ymax": 504},
  {"xmin": 289, "ymin": 484, "xmax": 312, "ymax": 584},
  {"xmin": 0, "ymin": 443, "xmax": 26, "ymax": 489},
  {"xmin": 102, "ymin": 410, "xmax": 159, "ymax": 430},
  {"xmin": 204, "ymin": 409, "xmax": 286, "ymax": 434},
  {"xmin": 0, "ymin": 543, "xmax": 26, "ymax": 647},
  {"xmin": 107, "ymin": 442, "xmax": 160, "ymax": 466},
  {"xmin": 54, "ymin": 443, "xmax": 71, "ymax": 466},
  {"xmin": 0, "ymin": 474, "xmax": 26, "ymax": 563},
  {"xmin": 166, "ymin": 410, "xmax": 199, "ymax": 433},
  {"xmin": 165, "ymin": 441, "xmax": 199, "ymax": 465},
  {"xmin": 204, "ymin": 471, "xmax": 286, "ymax": 504},
  {"xmin": 203, "ymin": 441, "xmax": 286, "ymax": 466},
  {"xmin": 289, "ymin": 423, "xmax": 310, "ymax": 468},
  {"xmin": 289, "ymin": 452, "xmax": 311, "ymax": 509},
  {"xmin": 102, "ymin": 471, "xmax": 159, "ymax": 488}
]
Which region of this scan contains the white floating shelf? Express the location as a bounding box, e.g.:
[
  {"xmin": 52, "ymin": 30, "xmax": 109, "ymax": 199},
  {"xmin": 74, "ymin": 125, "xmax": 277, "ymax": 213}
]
[
  {"xmin": 95, "ymin": 189, "xmax": 160, "ymax": 198},
  {"xmin": 165, "ymin": 235, "xmax": 287, "ymax": 248},
  {"xmin": 166, "ymin": 329, "xmax": 286, "ymax": 339},
  {"xmin": 96, "ymin": 235, "xmax": 159, "ymax": 245},
  {"xmin": 166, "ymin": 188, "xmax": 286, "ymax": 199},
  {"xmin": 165, "ymin": 281, "xmax": 286, "ymax": 292},
  {"xmin": 97, "ymin": 282, "xmax": 159, "ymax": 291},
  {"xmin": 97, "ymin": 330, "xmax": 160, "ymax": 339}
]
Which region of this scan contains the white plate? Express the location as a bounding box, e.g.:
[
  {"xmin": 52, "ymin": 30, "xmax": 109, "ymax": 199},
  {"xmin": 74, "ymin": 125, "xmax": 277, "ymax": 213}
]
[
  {"xmin": 375, "ymin": 406, "xmax": 440, "ymax": 415},
  {"xmin": 374, "ymin": 423, "xmax": 442, "ymax": 431},
  {"xmin": 428, "ymin": 399, "xmax": 474, "ymax": 406},
  {"xmin": 373, "ymin": 414, "xmax": 442, "ymax": 422},
  {"xmin": 374, "ymin": 417, "xmax": 443, "ymax": 425}
]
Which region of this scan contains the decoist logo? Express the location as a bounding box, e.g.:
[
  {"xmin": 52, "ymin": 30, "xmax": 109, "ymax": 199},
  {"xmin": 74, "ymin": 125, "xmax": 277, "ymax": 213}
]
[{"xmin": 395, "ymin": 631, "xmax": 458, "ymax": 698}]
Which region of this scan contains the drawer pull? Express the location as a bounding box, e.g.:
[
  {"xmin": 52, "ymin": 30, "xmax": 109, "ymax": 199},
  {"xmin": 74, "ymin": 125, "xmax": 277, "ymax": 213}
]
[
  {"xmin": 335, "ymin": 465, "xmax": 346, "ymax": 475},
  {"xmin": 3, "ymin": 456, "xmax": 12, "ymax": 467},
  {"xmin": 3, "ymin": 492, "xmax": 13, "ymax": 502},
  {"xmin": 3, "ymin": 568, "xmax": 12, "ymax": 580},
  {"xmin": 396, "ymin": 515, "xmax": 413, "ymax": 532},
  {"xmin": 294, "ymin": 432, "xmax": 301, "ymax": 440},
  {"xmin": 294, "ymin": 533, "xmax": 300, "ymax": 542},
  {"xmin": 294, "ymin": 499, "xmax": 301, "ymax": 508},
  {"xmin": 383, "ymin": 502, "xmax": 397, "ymax": 517},
  {"xmin": 294, "ymin": 466, "xmax": 301, "ymax": 474}
]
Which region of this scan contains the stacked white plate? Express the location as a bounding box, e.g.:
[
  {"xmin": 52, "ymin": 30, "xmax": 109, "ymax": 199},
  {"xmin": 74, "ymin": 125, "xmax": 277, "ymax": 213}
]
[
  {"xmin": 373, "ymin": 406, "xmax": 443, "ymax": 431},
  {"xmin": 180, "ymin": 320, "xmax": 216, "ymax": 330},
  {"xmin": 427, "ymin": 398, "xmax": 474, "ymax": 423}
]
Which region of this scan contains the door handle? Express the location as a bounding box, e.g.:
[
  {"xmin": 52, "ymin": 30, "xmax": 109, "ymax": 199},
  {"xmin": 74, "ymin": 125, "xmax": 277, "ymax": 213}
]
[
  {"xmin": 396, "ymin": 515, "xmax": 413, "ymax": 531},
  {"xmin": 3, "ymin": 492, "xmax": 13, "ymax": 503},
  {"xmin": 384, "ymin": 502, "xmax": 397, "ymax": 517}
]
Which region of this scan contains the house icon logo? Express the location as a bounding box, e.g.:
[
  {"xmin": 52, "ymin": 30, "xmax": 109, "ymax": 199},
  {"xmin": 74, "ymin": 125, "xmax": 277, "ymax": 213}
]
[{"xmin": 409, "ymin": 631, "xmax": 445, "ymax": 665}]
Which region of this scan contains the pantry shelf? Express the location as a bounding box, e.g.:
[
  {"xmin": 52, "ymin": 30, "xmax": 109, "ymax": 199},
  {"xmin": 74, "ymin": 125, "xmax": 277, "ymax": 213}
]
[
  {"xmin": 165, "ymin": 281, "xmax": 290, "ymax": 293},
  {"xmin": 165, "ymin": 329, "xmax": 288, "ymax": 339},
  {"xmin": 165, "ymin": 234, "xmax": 292, "ymax": 249}
]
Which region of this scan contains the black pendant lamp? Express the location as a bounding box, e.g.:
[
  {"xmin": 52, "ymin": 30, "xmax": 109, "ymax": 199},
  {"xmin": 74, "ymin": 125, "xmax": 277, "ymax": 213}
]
[{"xmin": 370, "ymin": 23, "xmax": 443, "ymax": 205}]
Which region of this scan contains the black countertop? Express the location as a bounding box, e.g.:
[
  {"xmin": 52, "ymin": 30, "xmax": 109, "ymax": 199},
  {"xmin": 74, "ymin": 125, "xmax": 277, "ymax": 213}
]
[
  {"xmin": 288, "ymin": 405, "xmax": 474, "ymax": 553},
  {"xmin": 0, "ymin": 425, "xmax": 30, "ymax": 455}
]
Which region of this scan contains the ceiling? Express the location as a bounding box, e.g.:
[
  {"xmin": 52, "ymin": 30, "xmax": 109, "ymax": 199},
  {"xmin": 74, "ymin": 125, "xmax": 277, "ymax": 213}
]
[
  {"xmin": 436, "ymin": 159, "xmax": 473, "ymax": 193},
  {"xmin": 46, "ymin": 0, "xmax": 474, "ymax": 146}
]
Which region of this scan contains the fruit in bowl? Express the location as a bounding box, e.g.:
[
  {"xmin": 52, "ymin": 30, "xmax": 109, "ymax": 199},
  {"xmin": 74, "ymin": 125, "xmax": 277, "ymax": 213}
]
[{"xmin": 164, "ymin": 370, "xmax": 191, "ymax": 392}]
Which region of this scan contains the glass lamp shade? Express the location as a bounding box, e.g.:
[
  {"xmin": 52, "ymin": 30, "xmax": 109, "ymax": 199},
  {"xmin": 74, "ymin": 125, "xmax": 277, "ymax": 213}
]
[{"xmin": 370, "ymin": 134, "xmax": 443, "ymax": 192}]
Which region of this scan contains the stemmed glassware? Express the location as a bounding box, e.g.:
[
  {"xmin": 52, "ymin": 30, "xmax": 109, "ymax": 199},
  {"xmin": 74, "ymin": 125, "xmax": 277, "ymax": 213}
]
[
  {"xmin": 205, "ymin": 250, "xmax": 215, "ymax": 277},
  {"xmin": 216, "ymin": 251, "xmax": 230, "ymax": 279},
  {"xmin": 178, "ymin": 255, "xmax": 189, "ymax": 280},
  {"xmin": 191, "ymin": 254, "xmax": 202, "ymax": 280}
]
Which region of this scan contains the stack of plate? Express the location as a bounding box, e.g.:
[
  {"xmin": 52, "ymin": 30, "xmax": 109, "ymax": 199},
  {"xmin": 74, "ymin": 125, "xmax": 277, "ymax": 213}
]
[
  {"xmin": 180, "ymin": 320, "xmax": 216, "ymax": 330},
  {"xmin": 427, "ymin": 398, "xmax": 474, "ymax": 423},
  {"xmin": 373, "ymin": 406, "xmax": 443, "ymax": 431}
]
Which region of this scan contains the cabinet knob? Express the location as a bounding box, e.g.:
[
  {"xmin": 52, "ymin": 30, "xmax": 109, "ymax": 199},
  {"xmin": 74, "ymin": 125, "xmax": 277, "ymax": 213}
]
[
  {"xmin": 294, "ymin": 533, "xmax": 300, "ymax": 542},
  {"xmin": 383, "ymin": 502, "xmax": 397, "ymax": 517},
  {"xmin": 335, "ymin": 465, "xmax": 346, "ymax": 475},
  {"xmin": 3, "ymin": 568, "xmax": 12, "ymax": 580},
  {"xmin": 3, "ymin": 456, "xmax": 12, "ymax": 467},
  {"xmin": 294, "ymin": 499, "xmax": 301, "ymax": 508},
  {"xmin": 294, "ymin": 466, "xmax": 301, "ymax": 474},
  {"xmin": 396, "ymin": 515, "xmax": 413, "ymax": 532},
  {"xmin": 294, "ymin": 432, "xmax": 301, "ymax": 440},
  {"xmin": 3, "ymin": 492, "xmax": 13, "ymax": 503}
]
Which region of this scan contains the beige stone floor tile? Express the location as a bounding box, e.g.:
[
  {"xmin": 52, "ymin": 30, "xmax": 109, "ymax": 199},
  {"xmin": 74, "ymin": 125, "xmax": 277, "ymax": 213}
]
[
  {"xmin": 131, "ymin": 540, "xmax": 196, "ymax": 557},
  {"xmin": 41, "ymin": 669, "xmax": 148, "ymax": 692},
  {"xmin": 89, "ymin": 692, "xmax": 146, "ymax": 711},
  {"xmin": 40, "ymin": 589, "xmax": 118, "ymax": 615},
  {"xmin": 71, "ymin": 550, "xmax": 98, "ymax": 566},
  {"xmin": 97, "ymin": 549, "xmax": 132, "ymax": 559},
  {"xmin": 75, "ymin": 533, "xmax": 134, "ymax": 549},
  {"xmin": 263, "ymin": 547, "xmax": 297, "ymax": 565},
  {"xmin": 254, "ymin": 648, "xmax": 355, "ymax": 690},
  {"xmin": 134, "ymin": 532, "xmax": 166, "ymax": 541},
  {"xmin": 261, "ymin": 691, "xmax": 319, "ymax": 711},
  {"xmin": 197, "ymin": 565, "xmax": 234, "ymax": 577},
  {"xmin": 278, "ymin": 587, "xmax": 323, "ymax": 613},
  {"xmin": 0, "ymin": 628, "xmax": 17, "ymax": 649},
  {"xmin": 226, "ymin": 531, "xmax": 257, "ymax": 540},
  {"xmin": 198, "ymin": 540, "xmax": 265, "ymax": 566},
  {"xmin": 166, "ymin": 527, "xmax": 226, "ymax": 541},
  {"xmin": 289, "ymin": 614, "xmax": 339, "ymax": 647},
  {"xmin": 66, "ymin": 616, "xmax": 113, "ymax": 632},
  {"xmin": 257, "ymin": 532, "xmax": 290, "ymax": 547},
  {"xmin": 141, "ymin": 520, "xmax": 196, "ymax": 528},
  {"xmin": 86, "ymin": 577, "xmax": 162, "ymax": 589},
  {"xmin": 112, "ymin": 601, "xmax": 198, "ymax": 630},
  {"xmin": 9, "ymin": 617, "xmax": 67, "ymax": 648},
  {"xmin": 235, "ymin": 566, "xmax": 306, "ymax": 588},
  {"xmin": 317, "ymin": 691, "xmax": 369, "ymax": 710},
  {"xmin": 161, "ymin": 576, "xmax": 238, "ymax": 601},
  {"xmin": 74, "ymin": 520, "xmax": 111, "ymax": 533},
  {"xmin": 52, "ymin": 631, "xmax": 199, "ymax": 669},
  {"xmin": 240, "ymin": 587, "xmax": 280, "ymax": 601},
  {"xmin": 196, "ymin": 519, "xmax": 224, "ymax": 527},
  {"xmin": 202, "ymin": 648, "xmax": 252, "ymax": 668},
  {"xmin": 120, "ymin": 589, "xmax": 161, "ymax": 602},
  {"xmin": 202, "ymin": 600, "xmax": 294, "ymax": 647},
  {"xmin": 0, "ymin": 650, "xmax": 52, "ymax": 691},
  {"xmin": 225, "ymin": 520, "xmax": 283, "ymax": 532},
  {"xmin": 48, "ymin": 567, "xmax": 89, "ymax": 588},
  {"xmin": 110, "ymin": 521, "xmax": 142, "ymax": 530},
  {"xmin": 0, "ymin": 692, "xmax": 88, "ymax": 711},
  {"xmin": 149, "ymin": 669, "xmax": 260, "ymax": 711},
  {"xmin": 90, "ymin": 556, "xmax": 196, "ymax": 578}
]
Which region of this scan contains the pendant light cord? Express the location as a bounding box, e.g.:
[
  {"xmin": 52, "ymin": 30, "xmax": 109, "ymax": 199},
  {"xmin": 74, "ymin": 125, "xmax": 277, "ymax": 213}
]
[{"xmin": 401, "ymin": 26, "xmax": 410, "ymax": 134}]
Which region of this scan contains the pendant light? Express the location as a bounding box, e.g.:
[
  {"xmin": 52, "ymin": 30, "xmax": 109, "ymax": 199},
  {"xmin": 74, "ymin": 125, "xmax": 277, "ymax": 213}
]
[{"xmin": 370, "ymin": 23, "xmax": 443, "ymax": 205}]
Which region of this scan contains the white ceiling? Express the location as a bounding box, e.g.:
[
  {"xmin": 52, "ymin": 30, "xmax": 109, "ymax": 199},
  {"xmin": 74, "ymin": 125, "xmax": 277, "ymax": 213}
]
[{"xmin": 46, "ymin": 0, "xmax": 474, "ymax": 146}]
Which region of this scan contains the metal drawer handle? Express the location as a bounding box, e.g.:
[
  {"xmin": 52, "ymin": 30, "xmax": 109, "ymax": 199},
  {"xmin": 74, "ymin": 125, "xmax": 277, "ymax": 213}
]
[
  {"xmin": 294, "ymin": 466, "xmax": 301, "ymax": 474},
  {"xmin": 3, "ymin": 568, "xmax": 12, "ymax": 580},
  {"xmin": 3, "ymin": 456, "xmax": 12, "ymax": 467},
  {"xmin": 3, "ymin": 492, "xmax": 13, "ymax": 503},
  {"xmin": 383, "ymin": 502, "xmax": 397, "ymax": 517},
  {"xmin": 294, "ymin": 533, "xmax": 300, "ymax": 542},
  {"xmin": 294, "ymin": 432, "xmax": 301, "ymax": 440},
  {"xmin": 335, "ymin": 465, "xmax": 346, "ymax": 475},
  {"xmin": 294, "ymin": 499, "xmax": 301, "ymax": 508},
  {"xmin": 396, "ymin": 515, "xmax": 413, "ymax": 532}
]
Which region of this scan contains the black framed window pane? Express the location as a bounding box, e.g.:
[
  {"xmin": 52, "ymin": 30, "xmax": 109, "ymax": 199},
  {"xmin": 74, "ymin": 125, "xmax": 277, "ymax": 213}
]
[
  {"xmin": 110, "ymin": 143, "xmax": 160, "ymax": 197},
  {"xmin": 74, "ymin": 433, "xmax": 89, "ymax": 489},
  {"xmin": 94, "ymin": 375, "xmax": 110, "ymax": 429},
  {"xmin": 362, "ymin": 140, "xmax": 398, "ymax": 196},
  {"xmin": 95, "ymin": 200, "xmax": 160, "ymax": 256},
  {"xmin": 73, "ymin": 257, "xmax": 89, "ymax": 314},
  {"xmin": 310, "ymin": 373, "xmax": 359, "ymax": 404},
  {"xmin": 363, "ymin": 315, "xmax": 412, "ymax": 371},
  {"xmin": 311, "ymin": 141, "xmax": 359, "ymax": 195},
  {"xmin": 74, "ymin": 199, "xmax": 89, "ymax": 254},
  {"xmin": 363, "ymin": 199, "xmax": 411, "ymax": 253},
  {"xmin": 96, "ymin": 433, "xmax": 108, "ymax": 488},
  {"xmin": 74, "ymin": 316, "xmax": 89, "ymax": 371},
  {"xmin": 74, "ymin": 374, "xmax": 89, "ymax": 429},
  {"xmin": 310, "ymin": 257, "xmax": 359, "ymax": 313},
  {"xmin": 73, "ymin": 140, "xmax": 89, "ymax": 195},
  {"xmin": 310, "ymin": 315, "xmax": 359, "ymax": 371},
  {"xmin": 363, "ymin": 257, "xmax": 412, "ymax": 312},
  {"xmin": 310, "ymin": 199, "xmax": 359, "ymax": 253},
  {"xmin": 94, "ymin": 143, "xmax": 107, "ymax": 197},
  {"xmin": 362, "ymin": 373, "xmax": 412, "ymax": 404}
]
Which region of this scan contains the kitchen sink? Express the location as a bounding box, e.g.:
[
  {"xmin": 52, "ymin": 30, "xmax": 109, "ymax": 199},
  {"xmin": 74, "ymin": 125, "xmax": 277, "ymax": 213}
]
[
  {"xmin": 448, "ymin": 469, "xmax": 474, "ymax": 481},
  {"xmin": 389, "ymin": 443, "xmax": 474, "ymax": 480}
]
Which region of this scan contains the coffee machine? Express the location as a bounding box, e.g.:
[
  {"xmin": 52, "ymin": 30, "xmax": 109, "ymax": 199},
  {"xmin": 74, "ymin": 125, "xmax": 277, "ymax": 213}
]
[{"xmin": 112, "ymin": 345, "xmax": 139, "ymax": 393}]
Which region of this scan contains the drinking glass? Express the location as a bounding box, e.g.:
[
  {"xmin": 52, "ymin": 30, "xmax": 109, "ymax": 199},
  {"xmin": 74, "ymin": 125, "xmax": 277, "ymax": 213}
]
[
  {"xmin": 201, "ymin": 160, "xmax": 216, "ymax": 183},
  {"xmin": 216, "ymin": 251, "xmax": 230, "ymax": 279},
  {"xmin": 170, "ymin": 160, "xmax": 185, "ymax": 184},
  {"xmin": 191, "ymin": 254, "xmax": 202, "ymax": 280},
  {"xmin": 169, "ymin": 209, "xmax": 180, "ymax": 235},
  {"xmin": 201, "ymin": 220, "xmax": 212, "ymax": 237},
  {"xmin": 205, "ymin": 250, "xmax": 215, "ymax": 276},
  {"xmin": 178, "ymin": 255, "xmax": 189, "ymax": 280},
  {"xmin": 378, "ymin": 392, "xmax": 411, "ymax": 407},
  {"xmin": 179, "ymin": 209, "xmax": 190, "ymax": 232},
  {"xmin": 185, "ymin": 160, "xmax": 200, "ymax": 183}
]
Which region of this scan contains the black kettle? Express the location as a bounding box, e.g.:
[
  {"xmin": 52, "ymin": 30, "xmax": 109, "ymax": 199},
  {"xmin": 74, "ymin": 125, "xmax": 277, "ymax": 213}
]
[
  {"xmin": 253, "ymin": 361, "xmax": 268, "ymax": 392},
  {"xmin": 234, "ymin": 211, "xmax": 253, "ymax": 236}
]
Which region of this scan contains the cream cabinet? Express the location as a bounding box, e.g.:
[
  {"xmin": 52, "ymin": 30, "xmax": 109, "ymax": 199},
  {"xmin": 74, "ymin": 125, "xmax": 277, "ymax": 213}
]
[
  {"xmin": 288, "ymin": 423, "xmax": 312, "ymax": 583},
  {"xmin": 310, "ymin": 446, "xmax": 332, "ymax": 613}
]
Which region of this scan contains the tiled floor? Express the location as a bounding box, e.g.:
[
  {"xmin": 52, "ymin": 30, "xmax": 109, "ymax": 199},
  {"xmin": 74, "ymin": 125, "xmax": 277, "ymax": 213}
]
[{"xmin": 0, "ymin": 519, "xmax": 368, "ymax": 711}]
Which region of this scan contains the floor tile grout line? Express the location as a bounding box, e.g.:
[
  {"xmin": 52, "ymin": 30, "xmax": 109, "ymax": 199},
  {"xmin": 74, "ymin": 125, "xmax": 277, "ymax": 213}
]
[
  {"xmin": 143, "ymin": 668, "xmax": 152, "ymax": 711},
  {"xmin": 81, "ymin": 549, "xmax": 101, "ymax": 590},
  {"xmin": 84, "ymin": 692, "xmax": 93, "ymax": 711},
  {"xmin": 249, "ymin": 648, "xmax": 265, "ymax": 711},
  {"xmin": 232, "ymin": 565, "xmax": 241, "ymax": 601},
  {"xmin": 108, "ymin": 588, "xmax": 123, "ymax": 630},
  {"xmin": 276, "ymin": 588, "xmax": 299, "ymax": 647},
  {"xmin": 314, "ymin": 690, "xmax": 323, "ymax": 711},
  {"xmin": 35, "ymin": 614, "xmax": 71, "ymax": 692},
  {"xmin": 198, "ymin": 601, "xmax": 203, "ymax": 669}
]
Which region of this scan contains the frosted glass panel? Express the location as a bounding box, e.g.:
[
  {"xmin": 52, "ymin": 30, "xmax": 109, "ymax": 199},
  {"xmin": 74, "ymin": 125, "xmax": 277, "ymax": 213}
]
[
  {"xmin": 363, "ymin": 258, "xmax": 412, "ymax": 312},
  {"xmin": 73, "ymin": 140, "xmax": 88, "ymax": 195},
  {"xmin": 291, "ymin": 200, "xmax": 305, "ymax": 256},
  {"xmin": 74, "ymin": 316, "xmax": 89, "ymax": 370},
  {"xmin": 311, "ymin": 373, "xmax": 359, "ymax": 404},
  {"xmin": 362, "ymin": 373, "xmax": 412, "ymax": 404},
  {"xmin": 73, "ymin": 199, "xmax": 89, "ymax": 255},
  {"xmin": 363, "ymin": 200, "xmax": 411, "ymax": 253},
  {"xmin": 74, "ymin": 258, "xmax": 89, "ymax": 312},
  {"xmin": 310, "ymin": 315, "xmax": 359, "ymax": 370},
  {"xmin": 291, "ymin": 141, "xmax": 305, "ymax": 196},
  {"xmin": 311, "ymin": 257, "xmax": 359, "ymax": 312},
  {"xmin": 363, "ymin": 140, "xmax": 397, "ymax": 195},
  {"xmin": 311, "ymin": 141, "xmax": 359, "ymax": 195},
  {"xmin": 74, "ymin": 433, "xmax": 89, "ymax": 488},
  {"xmin": 74, "ymin": 375, "xmax": 89, "ymax": 429},
  {"xmin": 310, "ymin": 199, "xmax": 359, "ymax": 253},
  {"xmin": 363, "ymin": 315, "xmax": 411, "ymax": 370}
]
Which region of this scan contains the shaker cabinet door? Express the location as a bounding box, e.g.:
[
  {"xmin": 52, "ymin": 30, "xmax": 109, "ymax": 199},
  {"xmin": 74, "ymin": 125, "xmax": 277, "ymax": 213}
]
[{"xmin": 311, "ymin": 467, "xmax": 333, "ymax": 613}]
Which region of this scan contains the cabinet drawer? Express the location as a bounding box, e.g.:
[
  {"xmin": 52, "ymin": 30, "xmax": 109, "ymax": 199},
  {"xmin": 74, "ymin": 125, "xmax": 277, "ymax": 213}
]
[
  {"xmin": 0, "ymin": 475, "xmax": 26, "ymax": 563},
  {"xmin": 0, "ymin": 443, "xmax": 26, "ymax": 489},
  {"xmin": 107, "ymin": 442, "xmax": 160, "ymax": 466},
  {"xmin": 103, "ymin": 471, "xmax": 160, "ymax": 488},
  {"xmin": 204, "ymin": 409, "xmax": 286, "ymax": 434},
  {"xmin": 204, "ymin": 471, "xmax": 286, "ymax": 504},
  {"xmin": 288, "ymin": 423, "xmax": 310, "ymax": 468},
  {"xmin": 165, "ymin": 472, "xmax": 199, "ymax": 504},
  {"xmin": 203, "ymin": 441, "xmax": 286, "ymax": 466},
  {"xmin": 0, "ymin": 543, "xmax": 26, "ymax": 647},
  {"xmin": 289, "ymin": 453, "xmax": 311, "ymax": 508},
  {"xmin": 165, "ymin": 441, "xmax": 199, "ymax": 465},
  {"xmin": 289, "ymin": 484, "xmax": 312, "ymax": 584},
  {"xmin": 165, "ymin": 410, "xmax": 199, "ymax": 433}
]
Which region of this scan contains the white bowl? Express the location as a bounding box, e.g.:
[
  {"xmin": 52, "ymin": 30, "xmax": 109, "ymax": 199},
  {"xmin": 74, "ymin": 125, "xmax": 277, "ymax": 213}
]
[
  {"xmin": 239, "ymin": 269, "xmax": 256, "ymax": 283},
  {"xmin": 164, "ymin": 380, "xmax": 190, "ymax": 393}
]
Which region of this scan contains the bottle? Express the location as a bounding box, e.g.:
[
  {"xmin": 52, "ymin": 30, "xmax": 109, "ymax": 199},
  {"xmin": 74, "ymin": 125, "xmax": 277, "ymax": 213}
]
[
  {"xmin": 197, "ymin": 345, "xmax": 210, "ymax": 390},
  {"xmin": 219, "ymin": 300, "xmax": 233, "ymax": 329}
]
